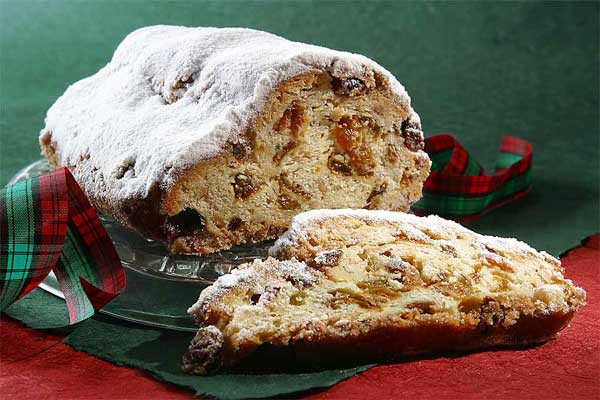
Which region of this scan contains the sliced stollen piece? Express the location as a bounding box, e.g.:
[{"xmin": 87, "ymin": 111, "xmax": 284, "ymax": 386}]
[
  {"xmin": 40, "ymin": 25, "xmax": 430, "ymax": 254},
  {"xmin": 183, "ymin": 209, "xmax": 586, "ymax": 374}
]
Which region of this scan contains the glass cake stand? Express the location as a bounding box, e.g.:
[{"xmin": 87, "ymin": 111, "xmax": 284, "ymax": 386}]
[{"xmin": 8, "ymin": 160, "xmax": 272, "ymax": 331}]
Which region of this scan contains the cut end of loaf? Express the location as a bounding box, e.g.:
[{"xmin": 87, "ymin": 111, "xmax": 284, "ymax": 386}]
[
  {"xmin": 184, "ymin": 212, "xmax": 586, "ymax": 374},
  {"xmin": 38, "ymin": 26, "xmax": 429, "ymax": 254},
  {"xmin": 164, "ymin": 71, "xmax": 430, "ymax": 253}
]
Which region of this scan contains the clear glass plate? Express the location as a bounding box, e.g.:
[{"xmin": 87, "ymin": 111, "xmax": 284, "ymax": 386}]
[{"xmin": 8, "ymin": 160, "xmax": 272, "ymax": 331}]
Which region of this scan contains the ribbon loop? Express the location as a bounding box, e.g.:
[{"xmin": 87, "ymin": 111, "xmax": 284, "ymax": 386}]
[
  {"xmin": 412, "ymin": 134, "xmax": 533, "ymax": 221},
  {"xmin": 1, "ymin": 168, "xmax": 125, "ymax": 324}
]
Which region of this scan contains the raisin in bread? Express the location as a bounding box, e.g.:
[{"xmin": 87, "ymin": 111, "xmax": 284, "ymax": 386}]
[
  {"xmin": 40, "ymin": 26, "xmax": 430, "ymax": 254},
  {"xmin": 183, "ymin": 209, "xmax": 586, "ymax": 374}
]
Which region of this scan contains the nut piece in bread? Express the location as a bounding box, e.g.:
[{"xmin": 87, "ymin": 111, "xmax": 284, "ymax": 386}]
[
  {"xmin": 39, "ymin": 26, "xmax": 429, "ymax": 254},
  {"xmin": 183, "ymin": 210, "xmax": 586, "ymax": 374}
]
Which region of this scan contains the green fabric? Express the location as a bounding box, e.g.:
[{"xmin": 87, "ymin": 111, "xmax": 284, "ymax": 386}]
[
  {"xmin": 3, "ymin": 289, "xmax": 71, "ymax": 330},
  {"xmin": 1, "ymin": 2, "xmax": 598, "ymax": 398},
  {"xmin": 65, "ymin": 320, "xmax": 372, "ymax": 400},
  {"xmin": 4, "ymin": 289, "xmax": 373, "ymax": 400}
]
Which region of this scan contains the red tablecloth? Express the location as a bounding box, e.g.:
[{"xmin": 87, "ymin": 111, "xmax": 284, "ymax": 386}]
[{"xmin": 1, "ymin": 235, "xmax": 598, "ymax": 399}]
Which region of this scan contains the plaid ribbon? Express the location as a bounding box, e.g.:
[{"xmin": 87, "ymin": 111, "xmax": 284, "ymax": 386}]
[
  {"xmin": 0, "ymin": 167, "xmax": 125, "ymax": 324},
  {"xmin": 412, "ymin": 134, "xmax": 533, "ymax": 221}
]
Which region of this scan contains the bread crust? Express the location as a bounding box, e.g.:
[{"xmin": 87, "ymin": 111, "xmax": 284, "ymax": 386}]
[
  {"xmin": 183, "ymin": 211, "xmax": 586, "ymax": 374},
  {"xmin": 240, "ymin": 311, "xmax": 575, "ymax": 369},
  {"xmin": 183, "ymin": 258, "xmax": 582, "ymax": 374}
]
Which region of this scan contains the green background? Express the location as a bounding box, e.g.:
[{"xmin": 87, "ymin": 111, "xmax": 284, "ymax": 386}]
[
  {"xmin": 1, "ymin": 0, "xmax": 598, "ymax": 254},
  {"xmin": 1, "ymin": 2, "xmax": 598, "ymax": 398}
]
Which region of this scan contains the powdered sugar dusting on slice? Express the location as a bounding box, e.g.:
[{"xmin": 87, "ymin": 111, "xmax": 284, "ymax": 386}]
[
  {"xmin": 216, "ymin": 272, "xmax": 247, "ymax": 288},
  {"xmin": 275, "ymin": 259, "xmax": 320, "ymax": 287},
  {"xmin": 478, "ymin": 236, "xmax": 538, "ymax": 258},
  {"xmin": 314, "ymin": 250, "xmax": 342, "ymax": 266},
  {"xmin": 270, "ymin": 209, "xmax": 557, "ymax": 267},
  {"xmin": 41, "ymin": 25, "xmax": 414, "ymax": 203},
  {"xmin": 188, "ymin": 257, "xmax": 320, "ymax": 317},
  {"xmin": 540, "ymin": 251, "xmax": 561, "ymax": 267},
  {"xmin": 270, "ymin": 209, "xmax": 471, "ymax": 254}
]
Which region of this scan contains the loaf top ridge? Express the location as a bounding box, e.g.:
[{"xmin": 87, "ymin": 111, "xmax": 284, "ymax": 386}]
[{"xmin": 40, "ymin": 25, "xmax": 416, "ymax": 200}]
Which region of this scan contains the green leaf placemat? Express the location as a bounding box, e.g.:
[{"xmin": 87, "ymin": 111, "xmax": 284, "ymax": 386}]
[
  {"xmin": 4, "ymin": 289, "xmax": 373, "ymax": 399},
  {"xmin": 3, "ymin": 288, "xmax": 70, "ymax": 330}
]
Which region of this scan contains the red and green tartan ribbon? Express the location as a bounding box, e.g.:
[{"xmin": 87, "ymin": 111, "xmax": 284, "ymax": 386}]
[
  {"xmin": 412, "ymin": 134, "xmax": 533, "ymax": 221},
  {"xmin": 0, "ymin": 167, "xmax": 125, "ymax": 324}
]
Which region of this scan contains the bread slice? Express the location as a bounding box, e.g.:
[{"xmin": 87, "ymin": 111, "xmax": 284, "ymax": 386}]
[
  {"xmin": 39, "ymin": 26, "xmax": 429, "ymax": 254},
  {"xmin": 183, "ymin": 209, "xmax": 586, "ymax": 374}
]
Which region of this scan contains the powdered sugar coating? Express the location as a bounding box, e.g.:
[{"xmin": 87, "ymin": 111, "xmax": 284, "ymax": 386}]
[
  {"xmin": 314, "ymin": 250, "xmax": 342, "ymax": 266},
  {"xmin": 187, "ymin": 257, "xmax": 320, "ymax": 317},
  {"xmin": 270, "ymin": 209, "xmax": 464, "ymax": 253},
  {"xmin": 40, "ymin": 25, "xmax": 415, "ymax": 202},
  {"xmin": 269, "ymin": 209, "xmax": 561, "ymax": 265}
]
